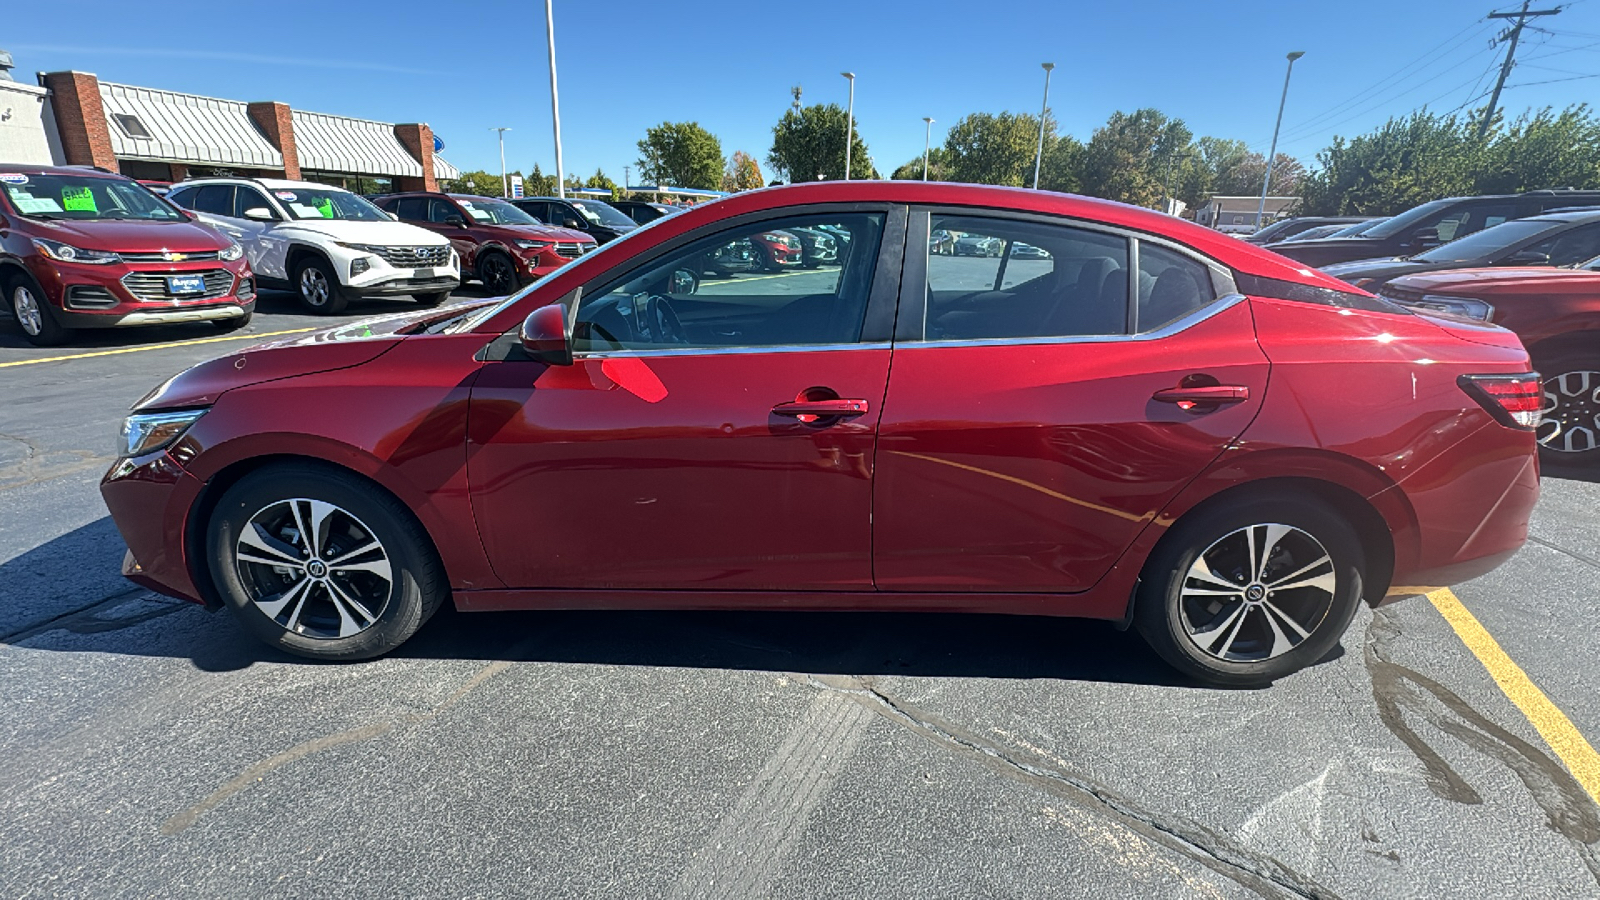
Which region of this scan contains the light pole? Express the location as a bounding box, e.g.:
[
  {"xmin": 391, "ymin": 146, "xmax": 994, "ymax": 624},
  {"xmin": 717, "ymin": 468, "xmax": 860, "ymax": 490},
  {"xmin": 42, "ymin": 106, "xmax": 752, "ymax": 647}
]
[
  {"xmin": 1257, "ymin": 51, "xmax": 1304, "ymax": 229},
  {"xmin": 545, "ymin": 0, "xmax": 565, "ymax": 198},
  {"xmin": 922, "ymin": 117, "xmax": 935, "ymax": 181},
  {"xmin": 489, "ymin": 127, "xmax": 511, "ymax": 197},
  {"xmin": 841, "ymin": 71, "xmax": 855, "ymax": 181},
  {"xmin": 1033, "ymin": 62, "xmax": 1054, "ymax": 190},
  {"xmin": 623, "ymin": 165, "xmax": 630, "ymax": 196}
]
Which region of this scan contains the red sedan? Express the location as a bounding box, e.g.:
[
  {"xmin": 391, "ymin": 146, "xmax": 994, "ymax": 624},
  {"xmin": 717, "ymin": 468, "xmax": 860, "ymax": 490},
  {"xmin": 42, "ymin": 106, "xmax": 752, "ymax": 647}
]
[
  {"xmin": 1378, "ymin": 263, "xmax": 1600, "ymax": 466},
  {"xmin": 100, "ymin": 182, "xmax": 1540, "ymax": 686}
]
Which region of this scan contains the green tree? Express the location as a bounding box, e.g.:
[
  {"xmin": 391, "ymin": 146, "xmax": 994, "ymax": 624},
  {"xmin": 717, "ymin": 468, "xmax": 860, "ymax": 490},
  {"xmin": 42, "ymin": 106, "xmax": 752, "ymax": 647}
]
[
  {"xmin": 891, "ymin": 147, "xmax": 951, "ymax": 181},
  {"xmin": 1475, "ymin": 105, "xmax": 1600, "ymax": 194},
  {"xmin": 1077, "ymin": 108, "xmax": 1194, "ymax": 207},
  {"xmin": 941, "ymin": 111, "xmax": 1050, "ymax": 187},
  {"xmin": 768, "ymin": 103, "xmax": 875, "ymax": 182},
  {"xmin": 523, "ymin": 163, "xmax": 559, "ymax": 197},
  {"xmin": 721, "ymin": 151, "xmax": 764, "ymax": 192},
  {"xmin": 1299, "ymin": 111, "xmax": 1480, "ymax": 215},
  {"xmin": 584, "ymin": 168, "xmax": 616, "ymax": 191},
  {"xmin": 636, "ymin": 121, "xmax": 725, "ymax": 190},
  {"xmin": 1038, "ymin": 135, "xmax": 1084, "ymax": 194},
  {"xmin": 452, "ymin": 169, "xmax": 510, "ymax": 197}
]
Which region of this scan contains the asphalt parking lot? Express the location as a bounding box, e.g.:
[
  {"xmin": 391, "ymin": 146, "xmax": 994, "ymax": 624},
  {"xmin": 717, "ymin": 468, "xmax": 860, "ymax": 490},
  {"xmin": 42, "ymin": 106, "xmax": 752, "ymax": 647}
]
[{"xmin": 2, "ymin": 285, "xmax": 1599, "ymax": 899}]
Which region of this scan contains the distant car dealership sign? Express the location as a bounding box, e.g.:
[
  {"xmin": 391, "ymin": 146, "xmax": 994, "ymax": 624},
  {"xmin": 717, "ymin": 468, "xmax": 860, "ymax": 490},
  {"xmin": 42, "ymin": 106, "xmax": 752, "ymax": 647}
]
[
  {"xmin": 433, "ymin": 135, "xmax": 445, "ymax": 153},
  {"xmin": 509, "ymin": 174, "xmax": 524, "ymax": 198}
]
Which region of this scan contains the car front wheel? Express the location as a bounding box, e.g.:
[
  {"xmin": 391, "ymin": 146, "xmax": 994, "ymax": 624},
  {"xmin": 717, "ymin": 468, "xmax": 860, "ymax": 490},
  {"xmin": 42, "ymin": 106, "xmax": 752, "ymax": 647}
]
[
  {"xmin": 9, "ymin": 277, "xmax": 70, "ymax": 346},
  {"xmin": 1134, "ymin": 495, "xmax": 1365, "ymax": 687},
  {"xmin": 207, "ymin": 463, "xmax": 447, "ymax": 661},
  {"xmin": 293, "ymin": 256, "xmax": 350, "ymax": 315}
]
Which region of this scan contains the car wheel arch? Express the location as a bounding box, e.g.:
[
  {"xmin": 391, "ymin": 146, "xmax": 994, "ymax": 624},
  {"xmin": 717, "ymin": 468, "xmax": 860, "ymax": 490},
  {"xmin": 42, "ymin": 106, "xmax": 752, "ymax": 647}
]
[
  {"xmin": 1528, "ymin": 331, "xmax": 1600, "ymax": 366},
  {"xmin": 285, "ymin": 244, "xmax": 336, "ymax": 279}
]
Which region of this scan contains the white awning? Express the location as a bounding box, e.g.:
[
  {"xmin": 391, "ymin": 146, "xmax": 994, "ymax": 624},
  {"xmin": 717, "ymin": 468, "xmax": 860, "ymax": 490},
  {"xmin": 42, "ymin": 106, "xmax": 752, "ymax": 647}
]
[
  {"xmin": 292, "ymin": 110, "xmax": 422, "ymax": 177},
  {"xmin": 434, "ymin": 155, "xmax": 460, "ymax": 180},
  {"xmin": 99, "ymin": 82, "xmax": 283, "ymax": 168}
]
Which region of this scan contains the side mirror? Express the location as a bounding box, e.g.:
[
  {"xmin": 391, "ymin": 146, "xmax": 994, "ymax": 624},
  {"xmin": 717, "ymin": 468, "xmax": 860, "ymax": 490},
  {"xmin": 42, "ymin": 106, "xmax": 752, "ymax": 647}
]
[
  {"xmin": 446, "ymin": 215, "xmax": 467, "ymax": 227},
  {"xmin": 384, "ymin": 210, "xmax": 399, "ymax": 221},
  {"xmin": 243, "ymin": 207, "xmax": 276, "ymax": 222},
  {"xmin": 520, "ymin": 303, "xmax": 572, "ymax": 366},
  {"xmin": 1503, "ymin": 249, "xmax": 1551, "ymax": 266},
  {"xmin": 669, "ymin": 268, "xmax": 699, "ymax": 295},
  {"xmin": 564, "ymin": 219, "xmax": 582, "ymax": 229},
  {"xmin": 1410, "ymin": 227, "xmax": 1441, "ymax": 247}
]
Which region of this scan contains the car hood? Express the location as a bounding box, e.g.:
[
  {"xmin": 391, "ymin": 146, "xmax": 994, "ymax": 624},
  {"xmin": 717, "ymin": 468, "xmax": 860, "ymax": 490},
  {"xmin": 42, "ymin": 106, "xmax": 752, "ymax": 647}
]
[
  {"xmin": 277, "ymin": 218, "xmax": 451, "ymax": 245},
  {"xmin": 1388, "ymin": 266, "xmax": 1600, "ymax": 293},
  {"xmin": 1321, "ymin": 257, "xmax": 1433, "ymax": 280},
  {"xmin": 132, "ymin": 298, "xmax": 498, "ymax": 411},
  {"xmin": 493, "ymin": 224, "xmax": 593, "ymax": 242},
  {"xmin": 28, "ymin": 218, "xmax": 231, "ymax": 253}
]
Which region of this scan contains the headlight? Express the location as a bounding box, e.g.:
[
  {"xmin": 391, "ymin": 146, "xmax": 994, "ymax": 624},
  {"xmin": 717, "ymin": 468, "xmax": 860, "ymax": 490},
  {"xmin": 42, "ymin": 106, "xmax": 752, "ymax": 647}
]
[
  {"xmin": 32, "ymin": 238, "xmax": 120, "ymax": 265},
  {"xmin": 219, "ymin": 241, "xmax": 243, "ymax": 261},
  {"xmin": 119, "ymin": 409, "xmax": 206, "ymax": 458},
  {"xmin": 514, "ymin": 239, "xmax": 550, "ymax": 251},
  {"xmin": 1392, "ymin": 294, "xmax": 1495, "ymax": 321},
  {"xmin": 335, "ymin": 242, "xmax": 383, "ymax": 254}
]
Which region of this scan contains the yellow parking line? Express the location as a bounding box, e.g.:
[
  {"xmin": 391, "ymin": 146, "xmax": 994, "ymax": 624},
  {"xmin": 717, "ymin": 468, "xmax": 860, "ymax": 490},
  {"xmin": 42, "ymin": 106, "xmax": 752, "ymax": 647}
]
[
  {"xmin": 1428, "ymin": 587, "xmax": 1600, "ymax": 805},
  {"xmin": 708, "ymin": 269, "xmax": 818, "ymax": 285},
  {"xmin": 0, "ymin": 327, "xmax": 316, "ymax": 369}
]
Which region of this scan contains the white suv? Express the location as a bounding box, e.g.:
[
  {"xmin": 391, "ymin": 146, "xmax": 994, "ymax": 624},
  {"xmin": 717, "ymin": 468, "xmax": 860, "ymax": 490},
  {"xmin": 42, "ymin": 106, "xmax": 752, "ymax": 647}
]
[{"xmin": 166, "ymin": 178, "xmax": 460, "ymax": 314}]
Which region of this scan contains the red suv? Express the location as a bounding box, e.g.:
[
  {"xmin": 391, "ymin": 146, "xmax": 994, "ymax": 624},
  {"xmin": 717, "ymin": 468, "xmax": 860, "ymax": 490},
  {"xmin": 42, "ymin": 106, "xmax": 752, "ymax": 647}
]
[
  {"xmin": 374, "ymin": 193, "xmax": 594, "ymax": 294},
  {"xmin": 1, "ymin": 165, "xmax": 253, "ymax": 346},
  {"xmin": 101, "ymin": 182, "xmax": 1539, "ymax": 686}
]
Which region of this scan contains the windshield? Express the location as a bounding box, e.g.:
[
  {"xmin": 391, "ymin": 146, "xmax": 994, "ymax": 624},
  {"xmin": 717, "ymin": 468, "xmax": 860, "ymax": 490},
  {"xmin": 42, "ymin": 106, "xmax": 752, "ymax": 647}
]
[
  {"xmin": 1, "ymin": 173, "xmax": 183, "ymax": 221},
  {"xmin": 1412, "ymin": 219, "xmax": 1554, "ymax": 263},
  {"xmin": 1250, "ymin": 219, "xmax": 1298, "ymax": 241},
  {"xmin": 461, "ymin": 197, "xmax": 540, "ymax": 226},
  {"xmin": 1364, "ymin": 199, "xmax": 1458, "ymax": 239},
  {"xmin": 570, "ymin": 200, "xmax": 636, "ymax": 228},
  {"xmin": 274, "ymin": 187, "xmax": 389, "ymax": 221},
  {"xmin": 1327, "ymin": 218, "xmax": 1385, "ymax": 238}
]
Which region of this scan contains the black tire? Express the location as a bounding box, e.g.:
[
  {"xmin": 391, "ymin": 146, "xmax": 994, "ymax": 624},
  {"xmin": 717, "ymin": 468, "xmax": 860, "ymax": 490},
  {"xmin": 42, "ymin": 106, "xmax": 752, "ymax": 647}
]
[
  {"xmin": 476, "ymin": 251, "xmax": 517, "ymax": 295},
  {"xmin": 7, "ymin": 273, "xmax": 71, "ymax": 346},
  {"xmin": 206, "ymin": 463, "xmax": 448, "ymax": 661},
  {"xmin": 292, "ymin": 255, "xmax": 350, "ymax": 315},
  {"xmin": 1533, "ymin": 352, "xmax": 1600, "ymax": 466},
  {"xmin": 414, "ymin": 291, "xmax": 452, "ymax": 308},
  {"xmin": 211, "ymin": 311, "xmax": 253, "ymax": 332},
  {"xmin": 1133, "ymin": 495, "xmax": 1365, "ymax": 688}
]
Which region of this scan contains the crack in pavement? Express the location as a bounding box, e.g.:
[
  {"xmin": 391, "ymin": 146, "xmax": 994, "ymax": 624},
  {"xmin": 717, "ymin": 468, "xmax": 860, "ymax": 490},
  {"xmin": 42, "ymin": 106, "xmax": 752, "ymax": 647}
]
[
  {"xmin": 0, "ymin": 432, "xmax": 111, "ymax": 492},
  {"xmin": 0, "ymin": 586, "xmax": 166, "ymax": 644},
  {"xmin": 1365, "ymin": 605, "xmax": 1600, "ymax": 885},
  {"xmin": 1526, "ymin": 534, "xmax": 1600, "ymax": 572},
  {"xmin": 798, "ymin": 673, "xmax": 1338, "ymax": 900}
]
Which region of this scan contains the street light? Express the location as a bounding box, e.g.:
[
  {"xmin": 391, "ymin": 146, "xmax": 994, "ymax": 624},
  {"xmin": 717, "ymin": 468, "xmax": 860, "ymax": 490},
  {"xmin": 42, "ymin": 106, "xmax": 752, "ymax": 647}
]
[
  {"xmin": 922, "ymin": 117, "xmax": 935, "ymax": 181},
  {"xmin": 545, "ymin": 0, "xmax": 565, "ymax": 199},
  {"xmin": 841, "ymin": 71, "xmax": 855, "ymax": 181},
  {"xmin": 1257, "ymin": 51, "xmax": 1305, "ymax": 229},
  {"xmin": 489, "ymin": 127, "xmax": 511, "ymax": 197},
  {"xmin": 1033, "ymin": 62, "xmax": 1054, "ymax": 190}
]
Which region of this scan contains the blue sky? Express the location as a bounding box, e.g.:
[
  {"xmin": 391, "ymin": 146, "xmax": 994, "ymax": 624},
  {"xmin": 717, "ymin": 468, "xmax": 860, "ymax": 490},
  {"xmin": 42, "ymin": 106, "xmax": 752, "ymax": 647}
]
[{"xmin": 9, "ymin": 0, "xmax": 1600, "ymax": 184}]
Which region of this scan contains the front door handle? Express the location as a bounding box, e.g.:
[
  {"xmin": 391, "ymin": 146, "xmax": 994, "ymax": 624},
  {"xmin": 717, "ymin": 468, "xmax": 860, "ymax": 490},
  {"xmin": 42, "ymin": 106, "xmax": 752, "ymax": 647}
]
[
  {"xmin": 1152, "ymin": 385, "xmax": 1249, "ymax": 408},
  {"xmin": 772, "ymin": 398, "xmax": 870, "ymax": 419}
]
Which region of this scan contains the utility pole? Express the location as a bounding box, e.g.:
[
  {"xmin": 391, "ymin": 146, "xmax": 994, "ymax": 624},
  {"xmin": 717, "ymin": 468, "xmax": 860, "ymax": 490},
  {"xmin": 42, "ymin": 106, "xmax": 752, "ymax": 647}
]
[
  {"xmin": 1257, "ymin": 51, "xmax": 1305, "ymax": 229},
  {"xmin": 1480, "ymin": 2, "xmax": 1562, "ymax": 138},
  {"xmin": 489, "ymin": 127, "xmax": 511, "ymax": 197},
  {"xmin": 545, "ymin": 0, "xmax": 565, "ymax": 198},
  {"xmin": 922, "ymin": 117, "xmax": 935, "ymax": 181},
  {"xmin": 841, "ymin": 72, "xmax": 856, "ymax": 181},
  {"xmin": 1033, "ymin": 62, "xmax": 1054, "ymax": 190}
]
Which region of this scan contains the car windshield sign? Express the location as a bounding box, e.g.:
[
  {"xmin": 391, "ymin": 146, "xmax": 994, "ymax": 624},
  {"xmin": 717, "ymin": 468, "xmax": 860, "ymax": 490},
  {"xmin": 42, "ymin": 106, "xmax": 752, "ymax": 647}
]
[
  {"xmin": 1, "ymin": 174, "xmax": 182, "ymax": 221},
  {"xmin": 278, "ymin": 188, "xmax": 389, "ymax": 222}
]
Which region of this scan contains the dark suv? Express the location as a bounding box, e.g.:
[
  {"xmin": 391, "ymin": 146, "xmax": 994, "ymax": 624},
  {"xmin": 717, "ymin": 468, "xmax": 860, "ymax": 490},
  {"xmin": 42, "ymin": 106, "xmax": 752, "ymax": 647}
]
[
  {"xmin": 1273, "ymin": 190, "xmax": 1600, "ymax": 268},
  {"xmin": 512, "ymin": 196, "xmax": 639, "ymax": 244},
  {"xmin": 374, "ymin": 193, "xmax": 595, "ymax": 293},
  {"xmin": 0, "ymin": 165, "xmax": 253, "ymax": 346}
]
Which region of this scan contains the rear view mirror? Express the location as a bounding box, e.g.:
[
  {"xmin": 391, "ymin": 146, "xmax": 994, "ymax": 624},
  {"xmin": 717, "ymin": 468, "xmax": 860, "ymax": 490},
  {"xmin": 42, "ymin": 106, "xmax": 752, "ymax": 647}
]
[
  {"xmin": 520, "ymin": 303, "xmax": 572, "ymax": 366},
  {"xmin": 243, "ymin": 207, "xmax": 275, "ymax": 221}
]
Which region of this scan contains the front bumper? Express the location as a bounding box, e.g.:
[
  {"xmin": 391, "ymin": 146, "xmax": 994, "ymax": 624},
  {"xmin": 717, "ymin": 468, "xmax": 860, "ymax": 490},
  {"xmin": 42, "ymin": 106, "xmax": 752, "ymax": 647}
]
[
  {"xmin": 346, "ymin": 274, "xmax": 461, "ymax": 297},
  {"xmin": 55, "ymin": 300, "xmax": 253, "ymax": 328},
  {"xmin": 101, "ymin": 450, "xmax": 210, "ymax": 606},
  {"xmin": 31, "ymin": 256, "xmax": 254, "ymax": 329}
]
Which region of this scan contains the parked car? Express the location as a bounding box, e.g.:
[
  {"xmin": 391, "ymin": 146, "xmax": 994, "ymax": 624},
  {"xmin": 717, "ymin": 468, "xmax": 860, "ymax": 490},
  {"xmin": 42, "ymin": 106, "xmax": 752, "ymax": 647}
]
[
  {"xmin": 1319, "ymin": 211, "xmax": 1600, "ymax": 292},
  {"xmin": 954, "ymin": 233, "xmax": 1003, "ymax": 256},
  {"xmin": 1320, "ymin": 217, "xmax": 1389, "ymax": 239},
  {"xmin": 512, "ymin": 196, "xmax": 639, "ymax": 244},
  {"xmin": 101, "ymin": 181, "xmax": 1539, "ymax": 687},
  {"xmin": 1, "ymin": 165, "xmax": 253, "ymax": 345},
  {"xmin": 750, "ymin": 229, "xmax": 803, "ymax": 270},
  {"xmin": 1244, "ymin": 216, "xmax": 1374, "ymax": 245},
  {"xmin": 1378, "ymin": 259, "xmax": 1600, "ymax": 465},
  {"xmin": 611, "ymin": 200, "xmax": 679, "ymax": 225},
  {"xmin": 1273, "ymin": 190, "xmax": 1600, "ymax": 267},
  {"xmin": 786, "ymin": 226, "xmax": 841, "ymax": 267},
  {"xmin": 1010, "ymin": 242, "xmax": 1051, "ymax": 259},
  {"xmin": 169, "ymin": 178, "xmax": 458, "ymax": 315},
  {"xmin": 373, "ymin": 192, "xmax": 595, "ymax": 295},
  {"xmin": 1276, "ymin": 224, "xmax": 1351, "ymax": 243}
]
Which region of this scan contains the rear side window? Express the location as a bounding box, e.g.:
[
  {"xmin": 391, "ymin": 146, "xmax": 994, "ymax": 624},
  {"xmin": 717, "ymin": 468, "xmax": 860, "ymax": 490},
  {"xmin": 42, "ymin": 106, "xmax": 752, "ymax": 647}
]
[
  {"xmin": 922, "ymin": 215, "xmax": 1129, "ymax": 340},
  {"xmin": 193, "ymin": 185, "xmax": 234, "ymax": 216},
  {"xmin": 166, "ymin": 186, "xmax": 195, "ymax": 208},
  {"xmin": 1136, "ymin": 243, "xmax": 1215, "ymax": 331}
]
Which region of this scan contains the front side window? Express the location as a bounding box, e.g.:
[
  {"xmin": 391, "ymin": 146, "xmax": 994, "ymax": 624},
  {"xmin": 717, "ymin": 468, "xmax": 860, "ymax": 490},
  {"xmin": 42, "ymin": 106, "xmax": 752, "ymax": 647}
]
[
  {"xmin": 429, "ymin": 198, "xmax": 462, "ymax": 224},
  {"xmin": 923, "ymin": 215, "xmax": 1129, "ymax": 340},
  {"xmin": 572, "ymin": 212, "xmax": 885, "ymax": 352},
  {"xmin": 1137, "ymin": 243, "xmax": 1217, "ymax": 331},
  {"xmin": 1535, "ymin": 223, "xmax": 1600, "ymax": 267},
  {"xmin": 1, "ymin": 173, "xmax": 184, "ymax": 221},
  {"xmin": 272, "ymin": 187, "xmax": 388, "ymax": 221},
  {"xmin": 234, "ymin": 187, "xmax": 276, "ymax": 219}
]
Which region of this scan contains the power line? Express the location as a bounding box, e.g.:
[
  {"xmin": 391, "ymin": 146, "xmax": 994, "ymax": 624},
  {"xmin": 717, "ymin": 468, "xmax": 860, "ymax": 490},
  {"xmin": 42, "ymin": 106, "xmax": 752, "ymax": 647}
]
[{"xmin": 1508, "ymin": 71, "xmax": 1600, "ymax": 85}]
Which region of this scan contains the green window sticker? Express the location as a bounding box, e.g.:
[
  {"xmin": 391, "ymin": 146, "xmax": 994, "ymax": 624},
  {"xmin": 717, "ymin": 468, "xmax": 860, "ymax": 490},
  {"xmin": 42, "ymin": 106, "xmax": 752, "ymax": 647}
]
[
  {"xmin": 315, "ymin": 197, "xmax": 334, "ymax": 218},
  {"xmin": 62, "ymin": 186, "xmax": 98, "ymax": 212}
]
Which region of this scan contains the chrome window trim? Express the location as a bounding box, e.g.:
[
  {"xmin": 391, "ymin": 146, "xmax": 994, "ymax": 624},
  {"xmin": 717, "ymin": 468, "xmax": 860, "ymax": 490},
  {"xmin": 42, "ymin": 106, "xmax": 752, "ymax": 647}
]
[
  {"xmin": 572, "ymin": 341, "xmax": 893, "ymax": 360},
  {"xmin": 895, "ymin": 293, "xmax": 1246, "ymax": 350}
]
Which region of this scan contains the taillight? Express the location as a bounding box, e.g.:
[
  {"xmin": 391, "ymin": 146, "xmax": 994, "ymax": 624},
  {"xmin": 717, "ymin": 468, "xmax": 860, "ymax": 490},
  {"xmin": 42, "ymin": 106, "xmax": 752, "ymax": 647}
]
[{"xmin": 1458, "ymin": 373, "xmax": 1542, "ymax": 430}]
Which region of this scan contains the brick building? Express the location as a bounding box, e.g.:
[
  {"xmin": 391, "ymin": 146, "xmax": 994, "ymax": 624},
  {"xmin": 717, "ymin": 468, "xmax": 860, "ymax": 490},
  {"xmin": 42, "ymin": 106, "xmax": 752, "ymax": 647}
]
[{"xmin": 33, "ymin": 69, "xmax": 459, "ymax": 192}]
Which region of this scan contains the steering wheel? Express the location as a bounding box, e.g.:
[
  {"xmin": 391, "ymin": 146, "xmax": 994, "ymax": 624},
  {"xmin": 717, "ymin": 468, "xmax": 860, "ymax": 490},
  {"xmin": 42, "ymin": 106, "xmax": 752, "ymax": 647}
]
[{"xmin": 634, "ymin": 293, "xmax": 689, "ymax": 345}]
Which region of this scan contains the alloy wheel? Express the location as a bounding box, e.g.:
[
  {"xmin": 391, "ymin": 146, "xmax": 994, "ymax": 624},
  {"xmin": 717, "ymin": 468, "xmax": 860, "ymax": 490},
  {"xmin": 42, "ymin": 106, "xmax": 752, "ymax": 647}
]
[
  {"xmin": 1538, "ymin": 370, "xmax": 1600, "ymax": 455},
  {"xmin": 482, "ymin": 255, "xmax": 514, "ymax": 293},
  {"xmin": 233, "ymin": 498, "xmax": 393, "ymax": 639},
  {"xmin": 299, "ymin": 268, "xmax": 331, "ymax": 307},
  {"xmin": 1178, "ymin": 523, "xmax": 1336, "ymax": 663},
  {"xmin": 12, "ymin": 285, "xmax": 43, "ymax": 336}
]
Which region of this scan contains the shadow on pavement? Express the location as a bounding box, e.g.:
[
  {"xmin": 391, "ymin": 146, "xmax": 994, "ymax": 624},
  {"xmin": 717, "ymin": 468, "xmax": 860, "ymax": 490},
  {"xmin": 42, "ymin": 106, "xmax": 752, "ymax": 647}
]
[{"xmin": 1542, "ymin": 463, "xmax": 1599, "ymax": 485}]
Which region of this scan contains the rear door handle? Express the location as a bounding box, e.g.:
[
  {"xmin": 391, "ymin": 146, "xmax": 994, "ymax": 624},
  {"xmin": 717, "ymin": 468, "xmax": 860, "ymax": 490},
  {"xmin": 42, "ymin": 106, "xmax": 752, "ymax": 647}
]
[
  {"xmin": 772, "ymin": 399, "xmax": 870, "ymax": 418},
  {"xmin": 1152, "ymin": 385, "xmax": 1250, "ymax": 405}
]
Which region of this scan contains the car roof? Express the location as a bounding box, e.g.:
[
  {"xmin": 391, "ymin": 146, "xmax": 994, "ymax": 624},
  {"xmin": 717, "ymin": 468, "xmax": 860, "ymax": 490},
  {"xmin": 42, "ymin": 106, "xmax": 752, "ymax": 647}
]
[
  {"xmin": 0, "ymin": 164, "xmax": 127, "ymax": 179},
  {"xmin": 175, "ymin": 176, "xmax": 351, "ymax": 192},
  {"xmin": 1509, "ymin": 209, "xmax": 1600, "ymax": 224}
]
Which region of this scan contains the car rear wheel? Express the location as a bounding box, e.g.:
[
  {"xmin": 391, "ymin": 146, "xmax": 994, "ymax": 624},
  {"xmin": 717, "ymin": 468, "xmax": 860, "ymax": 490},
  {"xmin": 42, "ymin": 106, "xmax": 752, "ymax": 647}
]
[
  {"xmin": 1534, "ymin": 354, "xmax": 1600, "ymax": 466},
  {"xmin": 476, "ymin": 251, "xmax": 517, "ymax": 295},
  {"xmin": 207, "ymin": 463, "xmax": 447, "ymax": 661},
  {"xmin": 8, "ymin": 277, "xmax": 70, "ymax": 346},
  {"xmin": 293, "ymin": 256, "xmax": 350, "ymax": 315},
  {"xmin": 1134, "ymin": 495, "xmax": 1365, "ymax": 687}
]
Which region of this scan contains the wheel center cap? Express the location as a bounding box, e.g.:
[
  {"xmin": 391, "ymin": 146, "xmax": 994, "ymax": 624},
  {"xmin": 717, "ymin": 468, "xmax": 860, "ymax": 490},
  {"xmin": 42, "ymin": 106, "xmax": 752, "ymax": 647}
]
[
  {"xmin": 1245, "ymin": 584, "xmax": 1266, "ymax": 603},
  {"xmin": 305, "ymin": 560, "xmax": 328, "ymax": 578}
]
